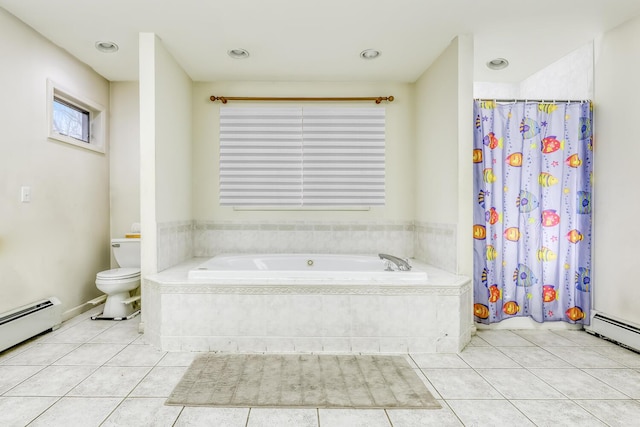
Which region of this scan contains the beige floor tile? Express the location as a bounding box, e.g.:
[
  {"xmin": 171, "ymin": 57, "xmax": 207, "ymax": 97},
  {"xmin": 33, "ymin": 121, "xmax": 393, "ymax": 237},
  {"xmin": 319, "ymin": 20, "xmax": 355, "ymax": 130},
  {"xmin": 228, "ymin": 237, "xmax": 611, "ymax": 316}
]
[
  {"xmin": 174, "ymin": 407, "xmax": 249, "ymax": 427},
  {"xmin": 247, "ymin": 408, "xmax": 318, "ymax": 427},
  {"xmin": 5, "ymin": 365, "xmax": 97, "ymax": 396},
  {"xmin": 512, "ymin": 399, "xmax": 606, "ymax": 426},
  {"xmin": 68, "ymin": 366, "xmax": 152, "ymax": 397},
  {"xmin": 421, "ymin": 369, "xmax": 503, "ymax": 399},
  {"xmin": 447, "ymin": 400, "xmax": 535, "ymax": 426},
  {"xmin": 130, "ymin": 366, "xmax": 188, "ymax": 397},
  {"xmin": 575, "ymin": 399, "xmax": 640, "ymax": 426},
  {"xmin": 319, "ymin": 409, "xmax": 391, "ymax": 427},
  {"xmin": 386, "ymin": 402, "xmax": 463, "ymax": 427},
  {"xmin": 101, "ymin": 397, "xmax": 183, "ymax": 427},
  {"xmin": 28, "ymin": 396, "xmax": 122, "ymax": 427},
  {"xmin": 0, "ymin": 396, "xmax": 58, "ymax": 426}
]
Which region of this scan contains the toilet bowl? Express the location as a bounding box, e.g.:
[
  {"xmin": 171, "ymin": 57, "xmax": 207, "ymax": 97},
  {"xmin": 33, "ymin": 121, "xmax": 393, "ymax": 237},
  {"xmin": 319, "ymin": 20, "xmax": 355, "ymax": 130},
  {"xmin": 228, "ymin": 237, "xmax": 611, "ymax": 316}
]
[
  {"xmin": 96, "ymin": 268, "xmax": 140, "ymax": 318},
  {"xmin": 94, "ymin": 238, "xmax": 141, "ymax": 320}
]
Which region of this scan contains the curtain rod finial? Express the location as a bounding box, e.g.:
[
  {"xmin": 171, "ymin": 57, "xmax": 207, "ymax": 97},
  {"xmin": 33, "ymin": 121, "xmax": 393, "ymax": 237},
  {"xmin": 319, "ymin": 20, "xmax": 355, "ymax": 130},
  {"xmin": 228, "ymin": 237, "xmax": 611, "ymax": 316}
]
[{"xmin": 388, "ymin": 96, "xmax": 394, "ymax": 102}]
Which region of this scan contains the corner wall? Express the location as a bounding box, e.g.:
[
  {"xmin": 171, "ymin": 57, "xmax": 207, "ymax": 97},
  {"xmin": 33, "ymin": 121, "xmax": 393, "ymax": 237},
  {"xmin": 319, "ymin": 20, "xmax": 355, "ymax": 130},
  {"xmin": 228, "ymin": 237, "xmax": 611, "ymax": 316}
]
[
  {"xmin": 414, "ymin": 36, "xmax": 474, "ymax": 275},
  {"xmin": 593, "ymin": 15, "xmax": 640, "ymax": 326},
  {"xmin": 139, "ymin": 33, "xmax": 193, "ymax": 331},
  {"xmin": 139, "ymin": 33, "xmax": 194, "ymax": 277},
  {"xmin": 0, "ymin": 8, "xmax": 110, "ymax": 317},
  {"xmin": 110, "ymin": 82, "xmax": 140, "ymax": 244}
]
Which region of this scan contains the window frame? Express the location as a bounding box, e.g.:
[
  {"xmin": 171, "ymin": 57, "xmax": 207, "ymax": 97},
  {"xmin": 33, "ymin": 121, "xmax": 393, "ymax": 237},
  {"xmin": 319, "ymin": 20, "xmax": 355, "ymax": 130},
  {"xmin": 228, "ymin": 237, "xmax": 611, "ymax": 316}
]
[{"xmin": 46, "ymin": 79, "xmax": 106, "ymax": 153}]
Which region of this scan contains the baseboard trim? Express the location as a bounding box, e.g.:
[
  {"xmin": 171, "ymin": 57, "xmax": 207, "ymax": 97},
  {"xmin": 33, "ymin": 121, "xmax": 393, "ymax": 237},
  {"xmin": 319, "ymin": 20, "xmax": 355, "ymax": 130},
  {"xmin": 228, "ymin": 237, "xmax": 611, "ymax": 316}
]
[{"xmin": 62, "ymin": 298, "xmax": 103, "ymax": 322}]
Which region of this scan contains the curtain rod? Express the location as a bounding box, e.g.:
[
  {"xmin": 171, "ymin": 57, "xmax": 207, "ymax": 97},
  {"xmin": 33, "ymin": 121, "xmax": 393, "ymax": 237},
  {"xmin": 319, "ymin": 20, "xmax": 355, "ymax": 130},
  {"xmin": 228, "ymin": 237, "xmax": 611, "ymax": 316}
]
[
  {"xmin": 475, "ymin": 98, "xmax": 590, "ymax": 103},
  {"xmin": 210, "ymin": 95, "xmax": 394, "ymax": 104}
]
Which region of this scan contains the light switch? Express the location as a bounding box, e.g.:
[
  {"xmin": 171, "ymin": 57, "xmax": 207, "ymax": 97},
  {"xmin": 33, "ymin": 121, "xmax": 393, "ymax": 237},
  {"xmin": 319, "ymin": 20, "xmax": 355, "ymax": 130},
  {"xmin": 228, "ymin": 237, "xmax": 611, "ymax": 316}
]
[{"xmin": 21, "ymin": 186, "xmax": 31, "ymax": 203}]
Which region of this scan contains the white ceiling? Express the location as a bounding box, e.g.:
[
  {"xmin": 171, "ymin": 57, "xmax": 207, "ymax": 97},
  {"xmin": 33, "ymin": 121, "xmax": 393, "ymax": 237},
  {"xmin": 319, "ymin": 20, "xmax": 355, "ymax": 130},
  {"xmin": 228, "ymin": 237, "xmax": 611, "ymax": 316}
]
[{"xmin": 1, "ymin": 0, "xmax": 639, "ymax": 83}]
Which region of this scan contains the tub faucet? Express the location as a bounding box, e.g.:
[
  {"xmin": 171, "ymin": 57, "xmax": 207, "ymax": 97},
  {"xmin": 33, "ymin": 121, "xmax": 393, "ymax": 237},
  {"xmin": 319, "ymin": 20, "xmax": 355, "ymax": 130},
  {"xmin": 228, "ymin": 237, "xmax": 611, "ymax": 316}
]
[{"xmin": 378, "ymin": 253, "xmax": 412, "ymax": 271}]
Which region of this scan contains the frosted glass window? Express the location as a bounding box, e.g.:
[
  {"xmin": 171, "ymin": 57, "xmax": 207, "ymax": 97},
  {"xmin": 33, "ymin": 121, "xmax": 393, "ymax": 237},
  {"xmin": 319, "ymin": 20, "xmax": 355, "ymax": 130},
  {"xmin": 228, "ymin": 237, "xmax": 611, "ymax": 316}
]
[{"xmin": 219, "ymin": 107, "xmax": 385, "ymax": 207}]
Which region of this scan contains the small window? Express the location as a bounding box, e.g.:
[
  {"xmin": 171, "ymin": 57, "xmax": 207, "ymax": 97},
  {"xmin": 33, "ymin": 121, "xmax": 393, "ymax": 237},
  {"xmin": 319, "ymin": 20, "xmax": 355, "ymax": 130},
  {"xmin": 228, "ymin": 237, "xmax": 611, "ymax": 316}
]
[
  {"xmin": 52, "ymin": 97, "xmax": 90, "ymax": 143},
  {"xmin": 47, "ymin": 80, "xmax": 105, "ymax": 153}
]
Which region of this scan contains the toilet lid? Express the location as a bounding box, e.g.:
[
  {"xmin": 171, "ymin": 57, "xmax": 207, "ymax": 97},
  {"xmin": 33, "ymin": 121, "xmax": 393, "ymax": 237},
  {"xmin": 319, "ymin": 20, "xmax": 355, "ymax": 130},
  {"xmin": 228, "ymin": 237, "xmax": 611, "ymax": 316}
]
[{"xmin": 96, "ymin": 268, "xmax": 141, "ymax": 280}]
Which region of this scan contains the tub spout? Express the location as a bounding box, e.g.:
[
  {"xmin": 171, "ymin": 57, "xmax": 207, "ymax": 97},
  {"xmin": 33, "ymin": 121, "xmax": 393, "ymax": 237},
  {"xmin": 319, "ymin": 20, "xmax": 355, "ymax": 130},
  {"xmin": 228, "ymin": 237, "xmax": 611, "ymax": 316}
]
[{"xmin": 378, "ymin": 253, "xmax": 412, "ymax": 271}]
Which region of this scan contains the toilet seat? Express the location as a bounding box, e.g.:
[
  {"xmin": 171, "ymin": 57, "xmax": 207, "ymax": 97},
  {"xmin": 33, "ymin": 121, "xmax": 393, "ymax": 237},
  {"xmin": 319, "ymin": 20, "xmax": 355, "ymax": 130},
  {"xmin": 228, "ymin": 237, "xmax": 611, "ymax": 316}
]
[{"xmin": 96, "ymin": 267, "xmax": 141, "ymax": 281}]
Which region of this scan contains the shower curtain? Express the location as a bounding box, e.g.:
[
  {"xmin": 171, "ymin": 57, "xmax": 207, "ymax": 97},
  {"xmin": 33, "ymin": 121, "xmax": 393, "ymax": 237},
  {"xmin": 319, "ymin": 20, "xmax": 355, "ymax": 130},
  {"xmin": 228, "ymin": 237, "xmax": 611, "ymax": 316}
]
[{"xmin": 473, "ymin": 100, "xmax": 593, "ymax": 325}]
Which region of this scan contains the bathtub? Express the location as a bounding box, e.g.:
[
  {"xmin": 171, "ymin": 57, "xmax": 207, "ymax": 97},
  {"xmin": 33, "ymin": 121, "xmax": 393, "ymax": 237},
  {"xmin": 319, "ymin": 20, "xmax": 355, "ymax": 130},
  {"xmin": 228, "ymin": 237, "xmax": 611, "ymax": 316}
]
[
  {"xmin": 144, "ymin": 254, "xmax": 472, "ymax": 354},
  {"xmin": 187, "ymin": 253, "xmax": 428, "ymax": 283}
]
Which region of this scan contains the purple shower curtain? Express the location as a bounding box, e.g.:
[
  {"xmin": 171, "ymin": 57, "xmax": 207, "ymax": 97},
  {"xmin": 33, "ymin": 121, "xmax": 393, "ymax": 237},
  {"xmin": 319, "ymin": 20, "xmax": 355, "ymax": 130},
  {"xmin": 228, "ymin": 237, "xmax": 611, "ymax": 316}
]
[{"xmin": 473, "ymin": 100, "xmax": 593, "ymax": 324}]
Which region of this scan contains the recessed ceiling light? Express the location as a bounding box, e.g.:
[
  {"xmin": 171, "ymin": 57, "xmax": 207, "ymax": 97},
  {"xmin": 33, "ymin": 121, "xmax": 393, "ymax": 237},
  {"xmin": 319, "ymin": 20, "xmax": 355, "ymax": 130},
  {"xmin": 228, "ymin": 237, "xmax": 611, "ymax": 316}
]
[
  {"xmin": 487, "ymin": 58, "xmax": 509, "ymax": 70},
  {"xmin": 360, "ymin": 49, "xmax": 381, "ymax": 60},
  {"xmin": 228, "ymin": 48, "xmax": 250, "ymax": 59},
  {"xmin": 95, "ymin": 41, "xmax": 119, "ymax": 53}
]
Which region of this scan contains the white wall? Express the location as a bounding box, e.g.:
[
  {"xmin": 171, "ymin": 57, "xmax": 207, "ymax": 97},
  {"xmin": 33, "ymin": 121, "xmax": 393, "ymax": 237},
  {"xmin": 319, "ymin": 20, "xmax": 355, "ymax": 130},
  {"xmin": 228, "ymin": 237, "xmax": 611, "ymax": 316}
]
[
  {"xmin": 413, "ymin": 36, "xmax": 474, "ymax": 276},
  {"xmin": 139, "ymin": 33, "xmax": 193, "ymax": 275},
  {"xmin": 0, "ymin": 8, "xmax": 110, "ymax": 316},
  {"xmin": 110, "ymin": 82, "xmax": 140, "ymax": 244},
  {"xmin": 593, "ymin": 15, "xmax": 640, "ymax": 326},
  {"xmin": 475, "ymin": 42, "xmax": 593, "ymax": 101},
  {"xmin": 520, "ymin": 42, "xmax": 593, "ymax": 100},
  {"xmin": 192, "ymin": 81, "xmax": 415, "ymax": 223},
  {"xmin": 139, "ymin": 33, "xmax": 193, "ymax": 330},
  {"xmin": 154, "ymin": 44, "xmax": 193, "ymax": 225},
  {"xmin": 414, "ymin": 42, "xmax": 459, "ymax": 224}
]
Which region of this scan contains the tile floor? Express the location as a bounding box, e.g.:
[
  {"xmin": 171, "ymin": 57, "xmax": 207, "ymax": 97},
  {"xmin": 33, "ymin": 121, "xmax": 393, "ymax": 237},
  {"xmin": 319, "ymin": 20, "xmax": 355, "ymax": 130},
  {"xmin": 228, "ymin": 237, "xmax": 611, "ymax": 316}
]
[{"xmin": 1, "ymin": 306, "xmax": 640, "ymax": 426}]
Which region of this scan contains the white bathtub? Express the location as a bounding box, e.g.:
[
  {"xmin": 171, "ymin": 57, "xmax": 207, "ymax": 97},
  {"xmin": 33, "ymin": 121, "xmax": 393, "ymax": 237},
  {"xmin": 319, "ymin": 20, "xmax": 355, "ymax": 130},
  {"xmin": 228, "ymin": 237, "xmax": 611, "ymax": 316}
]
[
  {"xmin": 145, "ymin": 255, "xmax": 472, "ymax": 353},
  {"xmin": 187, "ymin": 253, "xmax": 428, "ymax": 283}
]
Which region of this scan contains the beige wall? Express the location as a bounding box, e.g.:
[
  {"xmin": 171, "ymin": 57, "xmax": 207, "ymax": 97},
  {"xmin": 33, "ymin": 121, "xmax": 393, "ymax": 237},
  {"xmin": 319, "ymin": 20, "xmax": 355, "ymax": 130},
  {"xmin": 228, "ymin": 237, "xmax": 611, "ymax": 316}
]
[
  {"xmin": 110, "ymin": 82, "xmax": 140, "ymax": 243},
  {"xmin": 593, "ymin": 15, "xmax": 640, "ymax": 325},
  {"xmin": 0, "ymin": 9, "xmax": 110, "ymax": 316},
  {"xmin": 155, "ymin": 44, "xmax": 193, "ymax": 224},
  {"xmin": 192, "ymin": 81, "xmax": 415, "ymax": 223},
  {"xmin": 413, "ymin": 36, "xmax": 474, "ymax": 276},
  {"xmin": 414, "ymin": 40, "xmax": 460, "ymax": 224},
  {"xmin": 139, "ymin": 33, "xmax": 193, "ymax": 273},
  {"xmin": 139, "ymin": 34, "xmax": 193, "ymax": 329}
]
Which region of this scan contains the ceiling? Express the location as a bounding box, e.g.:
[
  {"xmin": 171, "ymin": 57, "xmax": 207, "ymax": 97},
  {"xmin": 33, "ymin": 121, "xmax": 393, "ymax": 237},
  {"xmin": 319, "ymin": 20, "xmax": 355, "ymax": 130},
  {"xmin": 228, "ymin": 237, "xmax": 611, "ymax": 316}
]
[{"xmin": 1, "ymin": 0, "xmax": 639, "ymax": 83}]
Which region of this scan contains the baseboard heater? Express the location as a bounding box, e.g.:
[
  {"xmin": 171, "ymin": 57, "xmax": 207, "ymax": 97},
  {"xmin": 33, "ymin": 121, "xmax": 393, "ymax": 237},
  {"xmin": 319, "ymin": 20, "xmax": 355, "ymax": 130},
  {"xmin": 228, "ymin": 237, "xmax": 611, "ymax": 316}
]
[
  {"xmin": 0, "ymin": 297, "xmax": 62, "ymax": 353},
  {"xmin": 585, "ymin": 311, "xmax": 640, "ymax": 353}
]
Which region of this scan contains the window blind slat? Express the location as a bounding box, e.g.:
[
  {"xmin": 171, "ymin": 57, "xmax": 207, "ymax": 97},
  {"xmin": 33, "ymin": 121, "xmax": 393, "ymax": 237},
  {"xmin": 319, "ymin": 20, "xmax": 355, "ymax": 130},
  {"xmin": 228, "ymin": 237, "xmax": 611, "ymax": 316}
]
[{"xmin": 219, "ymin": 106, "xmax": 384, "ymax": 206}]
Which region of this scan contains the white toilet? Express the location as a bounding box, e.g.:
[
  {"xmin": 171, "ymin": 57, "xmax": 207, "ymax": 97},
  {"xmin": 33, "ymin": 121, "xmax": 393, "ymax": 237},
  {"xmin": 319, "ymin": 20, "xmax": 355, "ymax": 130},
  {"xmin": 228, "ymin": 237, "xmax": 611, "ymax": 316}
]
[{"xmin": 94, "ymin": 238, "xmax": 141, "ymax": 320}]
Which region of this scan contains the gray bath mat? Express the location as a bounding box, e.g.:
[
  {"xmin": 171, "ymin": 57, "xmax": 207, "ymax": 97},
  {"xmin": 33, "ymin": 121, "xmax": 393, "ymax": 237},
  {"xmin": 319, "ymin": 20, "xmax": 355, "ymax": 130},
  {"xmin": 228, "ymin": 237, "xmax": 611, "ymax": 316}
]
[{"xmin": 166, "ymin": 354, "xmax": 440, "ymax": 409}]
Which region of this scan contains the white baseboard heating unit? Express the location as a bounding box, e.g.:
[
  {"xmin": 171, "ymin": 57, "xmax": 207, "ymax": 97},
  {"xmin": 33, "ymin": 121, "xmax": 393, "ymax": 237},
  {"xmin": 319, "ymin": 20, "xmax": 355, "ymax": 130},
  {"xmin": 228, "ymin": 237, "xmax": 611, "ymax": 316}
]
[
  {"xmin": 0, "ymin": 297, "xmax": 62, "ymax": 353},
  {"xmin": 585, "ymin": 311, "xmax": 640, "ymax": 353}
]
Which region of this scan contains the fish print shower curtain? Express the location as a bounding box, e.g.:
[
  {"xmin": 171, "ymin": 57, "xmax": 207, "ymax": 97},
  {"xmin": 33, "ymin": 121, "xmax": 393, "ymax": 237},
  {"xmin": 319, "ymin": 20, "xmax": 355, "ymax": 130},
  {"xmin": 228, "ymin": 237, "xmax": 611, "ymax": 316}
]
[{"xmin": 473, "ymin": 100, "xmax": 593, "ymax": 325}]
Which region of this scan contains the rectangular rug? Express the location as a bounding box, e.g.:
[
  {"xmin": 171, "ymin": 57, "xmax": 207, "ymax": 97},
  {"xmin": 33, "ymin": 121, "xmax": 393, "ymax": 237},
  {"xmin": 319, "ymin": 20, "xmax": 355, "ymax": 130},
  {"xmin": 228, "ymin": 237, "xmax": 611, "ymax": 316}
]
[{"xmin": 166, "ymin": 354, "xmax": 440, "ymax": 409}]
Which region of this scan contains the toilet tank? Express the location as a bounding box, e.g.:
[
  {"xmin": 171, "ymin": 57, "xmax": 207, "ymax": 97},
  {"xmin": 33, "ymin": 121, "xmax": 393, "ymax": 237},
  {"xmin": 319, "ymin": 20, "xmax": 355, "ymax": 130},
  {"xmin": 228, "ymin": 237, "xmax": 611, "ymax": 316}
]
[{"xmin": 111, "ymin": 238, "xmax": 141, "ymax": 268}]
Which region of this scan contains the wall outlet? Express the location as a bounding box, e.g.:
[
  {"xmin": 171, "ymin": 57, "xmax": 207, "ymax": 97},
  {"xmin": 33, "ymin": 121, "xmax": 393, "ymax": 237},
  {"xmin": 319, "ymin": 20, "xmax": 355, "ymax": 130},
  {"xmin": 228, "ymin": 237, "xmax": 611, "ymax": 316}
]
[{"xmin": 21, "ymin": 186, "xmax": 31, "ymax": 203}]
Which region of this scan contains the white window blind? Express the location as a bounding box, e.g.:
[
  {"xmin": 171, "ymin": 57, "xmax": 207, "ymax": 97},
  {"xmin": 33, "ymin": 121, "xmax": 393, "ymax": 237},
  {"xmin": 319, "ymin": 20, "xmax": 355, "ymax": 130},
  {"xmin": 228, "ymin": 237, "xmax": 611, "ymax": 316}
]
[{"xmin": 220, "ymin": 107, "xmax": 385, "ymax": 207}]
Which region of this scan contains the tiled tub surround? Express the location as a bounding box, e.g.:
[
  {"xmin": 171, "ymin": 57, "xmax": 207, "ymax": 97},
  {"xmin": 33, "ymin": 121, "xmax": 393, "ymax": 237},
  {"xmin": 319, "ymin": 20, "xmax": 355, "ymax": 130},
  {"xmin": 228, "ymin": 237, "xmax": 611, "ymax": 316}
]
[
  {"xmin": 144, "ymin": 258, "xmax": 472, "ymax": 353},
  {"xmin": 156, "ymin": 220, "xmax": 458, "ymax": 273},
  {"xmin": 192, "ymin": 220, "xmax": 415, "ymax": 259},
  {"xmin": 157, "ymin": 221, "xmax": 194, "ymax": 271},
  {"xmin": 414, "ymin": 222, "xmax": 457, "ymax": 273}
]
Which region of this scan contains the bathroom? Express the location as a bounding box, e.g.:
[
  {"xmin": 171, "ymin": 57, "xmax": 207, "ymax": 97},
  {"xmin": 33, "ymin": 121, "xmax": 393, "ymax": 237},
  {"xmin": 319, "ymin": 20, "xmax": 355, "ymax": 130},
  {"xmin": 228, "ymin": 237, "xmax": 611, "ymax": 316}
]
[
  {"xmin": 3, "ymin": 2, "xmax": 640, "ymax": 425},
  {"xmin": 2, "ymin": 4, "xmax": 640, "ymax": 342}
]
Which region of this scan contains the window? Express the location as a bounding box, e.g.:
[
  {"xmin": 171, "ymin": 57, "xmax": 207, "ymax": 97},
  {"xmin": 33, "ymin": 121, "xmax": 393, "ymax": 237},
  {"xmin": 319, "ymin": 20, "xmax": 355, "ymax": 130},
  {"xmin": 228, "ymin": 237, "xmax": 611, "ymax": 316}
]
[
  {"xmin": 219, "ymin": 107, "xmax": 385, "ymax": 207},
  {"xmin": 47, "ymin": 80, "xmax": 105, "ymax": 153},
  {"xmin": 52, "ymin": 97, "xmax": 90, "ymax": 143}
]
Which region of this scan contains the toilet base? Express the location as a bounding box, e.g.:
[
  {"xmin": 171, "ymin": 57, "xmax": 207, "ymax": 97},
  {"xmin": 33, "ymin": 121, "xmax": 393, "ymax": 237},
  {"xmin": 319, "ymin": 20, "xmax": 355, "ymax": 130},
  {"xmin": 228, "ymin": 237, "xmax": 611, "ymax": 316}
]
[
  {"xmin": 93, "ymin": 291, "xmax": 137, "ymax": 320},
  {"xmin": 91, "ymin": 309, "xmax": 140, "ymax": 321}
]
